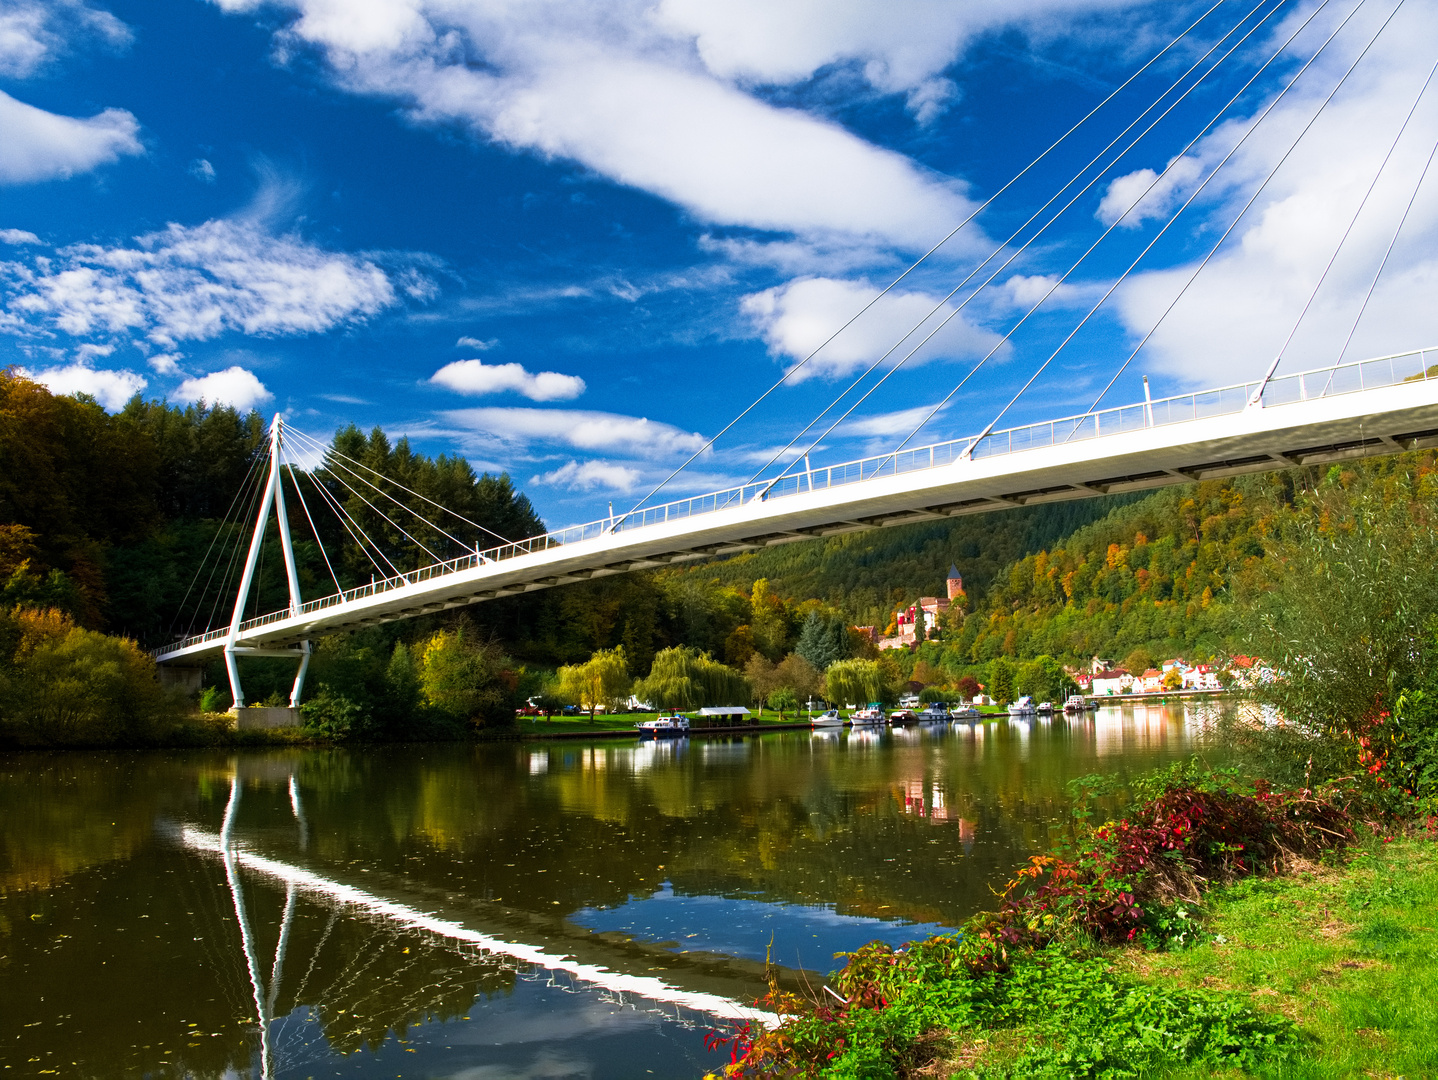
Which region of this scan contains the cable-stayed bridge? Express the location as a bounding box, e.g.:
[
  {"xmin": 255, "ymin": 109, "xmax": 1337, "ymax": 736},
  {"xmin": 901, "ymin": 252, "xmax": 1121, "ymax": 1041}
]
[
  {"xmin": 157, "ymin": 348, "xmax": 1438, "ymax": 706},
  {"xmin": 151, "ymin": 0, "xmax": 1438, "ymax": 710}
]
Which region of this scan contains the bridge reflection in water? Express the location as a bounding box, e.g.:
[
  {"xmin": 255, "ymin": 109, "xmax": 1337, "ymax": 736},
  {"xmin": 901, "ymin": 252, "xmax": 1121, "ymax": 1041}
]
[
  {"xmin": 198, "ymin": 769, "xmax": 771, "ymax": 1078},
  {"xmin": 0, "ymin": 713, "xmax": 1215, "ymax": 1076}
]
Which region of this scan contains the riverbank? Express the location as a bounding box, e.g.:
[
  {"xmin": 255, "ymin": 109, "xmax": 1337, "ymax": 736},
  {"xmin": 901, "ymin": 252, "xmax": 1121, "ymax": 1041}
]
[
  {"xmin": 709, "ymin": 772, "xmax": 1438, "ymax": 1078},
  {"xmin": 953, "ymin": 828, "xmax": 1438, "ymax": 1077}
]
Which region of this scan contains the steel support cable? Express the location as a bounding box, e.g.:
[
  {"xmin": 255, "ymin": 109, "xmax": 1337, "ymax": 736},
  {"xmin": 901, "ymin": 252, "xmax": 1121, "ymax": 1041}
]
[
  {"xmin": 1261, "ymin": 26, "xmax": 1433, "ymax": 398},
  {"xmin": 304, "ymin": 452, "xmax": 449, "ymax": 567},
  {"xmin": 893, "ymin": 0, "xmax": 1366, "ymax": 462},
  {"xmin": 301, "ymin": 461, "xmax": 409, "ymax": 581},
  {"xmin": 283, "ymin": 428, "xmax": 475, "ymax": 555},
  {"xmin": 1336, "ymin": 125, "xmax": 1438, "ymax": 364},
  {"xmin": 171, "ymin": 447, "xmax": 266, "ymax": 635},
  {"xmin": 1080, "ymin": 0, "xmax": 1409, "ymax": 419},
  {"xmin": 282, "ymin": 425, "xmax": 513, "ymax": 546},
  {"xmin": 609, "ymin": 0, "xmax": 1233, "ymax": 528},
  {"xmin": 309, "ymin": 478, "xmax": 398, "ymax": 585},
  {"xmin": 203, "ymin": 456, "xmax": 272, "ymax": 633},
  {"xmin": 170, "ymin": 448, "xmax": 264, "ymax": 634},
  {"xmin": 293, "ymin": 449, "xmax": 403, "ymax": 582},
  {"xmin": 775, "ymin": 0, "xmax": 1334, "ymax": 482},
  {"xmin": 282, "ymin": 454, "xmax": 344, "ymax": 597},
  {"xmin": 743, "ymin": 0, "xmax": 1290, "ymax": 491}
]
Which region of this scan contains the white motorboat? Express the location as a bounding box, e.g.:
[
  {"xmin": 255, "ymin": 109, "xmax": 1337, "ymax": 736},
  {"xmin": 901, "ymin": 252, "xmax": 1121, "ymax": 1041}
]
[
  {"xmin": 636, "ymin": 714, "xmax": 690, "ymax": 737},
  {"xmin": 951, "ymin": 705, "xmax": 981, "ymax": 720},
  {"xmin": 1063, "ymin": 694, "xmax": 1096, "ymax": 713},
  {"xmin": 1007, "ymin": 696, "xmax": 1036, "ymax": 715},
  {"xmin": 849, "ymin": 706, "xmax": 885, "ymax": 725},
  {"xmin": 1036, "ymin": 701, "xmax": 1055, "ymax": 714},
  {"xmin": 917, "ymin": 702, "xmax": 952, "ymax": 721},
  {"xmin": 811, "ymin": 709, "xmax": 845, "ymax": 727}
]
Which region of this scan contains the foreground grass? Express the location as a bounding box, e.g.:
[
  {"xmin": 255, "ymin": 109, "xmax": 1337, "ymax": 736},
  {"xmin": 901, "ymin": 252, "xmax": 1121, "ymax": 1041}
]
[{"xmin": 962, "ymin": 831, "xmax": 1438, "ymax": 1078}]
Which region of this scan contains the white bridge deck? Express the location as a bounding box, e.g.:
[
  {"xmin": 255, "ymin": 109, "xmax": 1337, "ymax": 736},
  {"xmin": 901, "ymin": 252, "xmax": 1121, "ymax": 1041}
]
[{"xmin": 156, "ymin": 348, "xmax": 1438, "ymax": 665}]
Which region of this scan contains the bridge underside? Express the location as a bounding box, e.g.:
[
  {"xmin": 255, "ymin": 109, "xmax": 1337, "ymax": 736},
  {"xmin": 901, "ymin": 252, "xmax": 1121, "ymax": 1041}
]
[{"xmin": 155, "ymin": 376, "xmax": 1438, "ymax": 665}]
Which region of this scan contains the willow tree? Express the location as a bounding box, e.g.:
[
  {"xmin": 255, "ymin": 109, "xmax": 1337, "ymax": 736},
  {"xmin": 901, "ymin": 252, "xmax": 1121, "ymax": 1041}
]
[
  {"xmin": 557, "ymin": 646, "xmax": 631, "ymax": 719},
  {"xmin": 632, "ymin": 646, "xmax": 749, "ymax": 711},
  {"xmin": 822, "ymin": 658, "xmax": 896, "ymax": 709}
]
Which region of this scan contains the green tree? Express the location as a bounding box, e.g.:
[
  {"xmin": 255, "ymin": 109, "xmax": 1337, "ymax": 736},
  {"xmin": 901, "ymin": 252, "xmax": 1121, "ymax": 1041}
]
[
  {"xmin": 1241, "ymin": 480, "xmax": 1438, "ymax": 793},
  {"xmin": 767, "ymin": 686, "xmax": 798, "ymax": 721},
  {"xmin": 794, "ymin": 610, "xmax": 851, "ymax": 671},
  {"xmin": 775, "ymin": 653, "xmax": 821, "ymax": 705},
  {"xmin": 0, "ymin": 607, "xmax": 184, "ymax": 746},
  {"xmin": 631, "ymin": 646, "xmax": 748, "ymax": 711},
  {"xmin": 557, "ymin": 645, "xmax": 632, "ymax": 719},
  {"xmin": 418, "ymin": 629, "xmax": 519, "ymax": 729},
  {"xmin": 823, "ymin": 658, "xmax": 895, "ymax": 708},
  {"xmin": 987, "ymin": 656, "xmax": 1017, "ymax": 703}
]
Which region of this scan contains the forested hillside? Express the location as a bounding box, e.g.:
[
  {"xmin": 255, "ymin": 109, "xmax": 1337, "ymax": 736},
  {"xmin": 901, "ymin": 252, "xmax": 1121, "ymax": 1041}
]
[{"xmin": 668, "ymin": 494, "xmax": 1140, "ymax": 629}]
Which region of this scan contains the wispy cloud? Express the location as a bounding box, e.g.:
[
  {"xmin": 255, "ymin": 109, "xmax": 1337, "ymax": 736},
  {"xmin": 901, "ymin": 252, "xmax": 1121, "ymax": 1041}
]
[
  {"xmin": 441, "ymin": 406, "xmax": 707, "ymax": 458},
  {"xmin": 742, "ymin": 276, "xmax": 1007, "ymax": 381},
  {"xmin": 3, "ymin": 217, "xmax": 399, "ymax": 345},
  {"xmin": 532, "ymin": 458, "xmax": 640, "ymax": 492}
]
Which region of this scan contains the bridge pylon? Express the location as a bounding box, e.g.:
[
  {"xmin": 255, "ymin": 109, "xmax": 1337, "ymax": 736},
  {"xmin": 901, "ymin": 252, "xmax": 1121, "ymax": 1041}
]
[{"xmin": 224, "ymin": 414, "xmax": 311, "ymax": 711}]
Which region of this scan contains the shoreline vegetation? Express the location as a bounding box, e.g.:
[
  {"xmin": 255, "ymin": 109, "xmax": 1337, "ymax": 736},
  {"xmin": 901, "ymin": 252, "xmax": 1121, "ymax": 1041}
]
[{"xmin": 705, "ymin": 766, "xmax": 1438, "ymax": 1079}]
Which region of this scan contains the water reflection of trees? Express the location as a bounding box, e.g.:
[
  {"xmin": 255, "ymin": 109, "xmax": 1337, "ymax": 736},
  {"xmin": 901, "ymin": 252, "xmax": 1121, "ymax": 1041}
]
[
  {"xmin": 201, "ymin": 714, "xmax": 1200, "ymax": 930},
  {"xmin": 0, "ymin": 709, "xmax": 1204, "ymax": 1076}
]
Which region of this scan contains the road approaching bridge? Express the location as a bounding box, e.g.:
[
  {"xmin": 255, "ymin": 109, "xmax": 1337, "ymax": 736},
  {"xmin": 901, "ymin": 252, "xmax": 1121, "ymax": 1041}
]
[{"xmin": 157, "ymin": 348, "xmax": 1438, "ymax": 699}]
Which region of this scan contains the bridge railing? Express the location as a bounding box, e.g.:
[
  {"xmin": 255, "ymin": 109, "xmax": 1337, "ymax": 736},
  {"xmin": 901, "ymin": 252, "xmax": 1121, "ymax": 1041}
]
[{"xmin": 156, "ymin": 347, "xmax": 1436, "ymax": 657}]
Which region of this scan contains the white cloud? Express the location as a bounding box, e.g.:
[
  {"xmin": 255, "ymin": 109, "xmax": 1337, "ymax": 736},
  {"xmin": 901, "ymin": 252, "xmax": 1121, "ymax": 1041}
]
[
  {"xmin": 840, "ymin": 401, "xmax": 950, "ymax": 438},
  {"xmin": 189, "ymin": 157, "xmax": 217, "ymax": 183},
  {"xmin": 208, "ymin": 0, "xmax": 1011, "ymax": 255},
  {"xmin": 174, "ymin": 365, "xmax": 273, "ymax": 411},
  {"xmin": 742, "ymin": 276, "xmax": 1007, "ymax": 381},
  {"xmin": 22, "ymin": 362, "xmax": 145, "ymax": 410},
  {"xmin": 0, "ymin": 89, "xmax": 142, "ymax": 184},
  {"xmin": 532, "ymin": 459, "xmax": 640, "ymax": 492},
  {"xmin": 0, "ymin": 0, "xmax": 132, "ymax": 79},
  {"xmin": 146, "ymin": 351, "xmax": 182, "ymax": 374},
  {"xmin": 1001, "ymin": 273, "xmax": 1088, "ymax": 308},
  {"xmin": 431, "ymin": 358, "xmax": 585, "ymax": 401},
  {"xmin": 1096, "ymin": 156, "xmax": 1204, "ymax": 228},
  {"xmin": 74, "ymin": 341, "xmax": 112, "ymax": 362},
  {"xmin": 1110, "ymin": 3, "xmax": 1438, "ymax": 385},
  {"xmin": 4, "ymin": 217, "xmax": 397, "ymax": 345},
  {"xmin": 456, "ymin": 335, "xmax": 498, "ymax": 349},
  {"xmin": 0, "ymin": 228, "xmax": 40, "ymax": 244},
  {"xmin": 443, "ymin": 406, "xmax": 706, "ymax": 458}
]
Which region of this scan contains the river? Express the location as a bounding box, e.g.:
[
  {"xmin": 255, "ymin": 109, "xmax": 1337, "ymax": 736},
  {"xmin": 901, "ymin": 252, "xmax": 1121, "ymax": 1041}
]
[{"xmin": 0, "ymin": 702, "xmax": 1218, "ymax": 1078}]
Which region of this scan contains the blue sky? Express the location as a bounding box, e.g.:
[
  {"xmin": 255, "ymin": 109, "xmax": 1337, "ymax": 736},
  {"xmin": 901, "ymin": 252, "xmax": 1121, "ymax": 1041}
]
[{"xmin": 2, "ymin": 0, "xmax": 1436, "ymax": 528}]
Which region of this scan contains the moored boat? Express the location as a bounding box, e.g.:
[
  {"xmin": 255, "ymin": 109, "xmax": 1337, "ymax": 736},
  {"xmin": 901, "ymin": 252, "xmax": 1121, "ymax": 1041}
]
[
  {"xmin": 1063, "ymin": 694, "xmax": 1096, "ymax": 713},
  {"xmin": 1036, "ymin": 701, "xmax": 1054, "ymax": 714},
  {"xmin": 952, "ymin": 704, "xmax": 981, "ymax": 719},
  {"xmin": 849, "ymin": 705, "xmax": 885, "ymax": 725},
  {"xmin": 917, "ymin": 702, "xmax": 952, "ymax": 721},
  {"xmin": 811, "ymin": 709, "xmax": 845, "ymax": 727},
  {"xmin": 636, "ymin": 714, "xmax": 690, "ymax": 737},
  {"xmin": 1007, "ymin": 696, "xmax": 1035, "ymax": 715}
]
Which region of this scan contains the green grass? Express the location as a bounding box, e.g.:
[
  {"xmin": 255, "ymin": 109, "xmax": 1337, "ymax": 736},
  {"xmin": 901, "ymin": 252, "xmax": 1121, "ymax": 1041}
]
[
  {"xmin": 964, "ymin": 832, "xmax": 1438, "ymax": 1078},
  {"xmin": 515, "ymin": 708, "xmax": 816, "ymax": 737}
]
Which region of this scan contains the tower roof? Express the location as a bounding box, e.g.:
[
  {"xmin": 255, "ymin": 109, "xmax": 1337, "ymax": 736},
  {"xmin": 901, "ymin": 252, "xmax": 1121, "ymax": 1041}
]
[{"xmin": 947, "ymin": 564, "xmax": 961, "ymax": 578}]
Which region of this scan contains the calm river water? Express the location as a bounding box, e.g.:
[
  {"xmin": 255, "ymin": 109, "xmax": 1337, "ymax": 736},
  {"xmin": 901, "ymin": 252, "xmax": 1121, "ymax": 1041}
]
[{"xmin": 0, "ymin": 702, "xmax": 1219, "ymax": 1078}]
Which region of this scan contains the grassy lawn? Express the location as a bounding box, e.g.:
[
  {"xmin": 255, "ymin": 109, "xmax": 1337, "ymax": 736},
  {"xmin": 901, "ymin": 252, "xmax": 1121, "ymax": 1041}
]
[
  {"xmin": 963, "ymin": 831, "xmax": 1438, "ymax": 1078},
  {"xmin": 515, "ymin": 708, "xmax": 816, "ymax": 737}
]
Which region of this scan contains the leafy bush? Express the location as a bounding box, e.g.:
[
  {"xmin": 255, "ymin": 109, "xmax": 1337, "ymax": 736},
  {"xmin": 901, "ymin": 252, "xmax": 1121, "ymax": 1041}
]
[
  {"xmin": 709, "ymin": 764, "xmax": 1348, "ymax": 1078},
  {"xmin": 0, "ymin": 607, "xmax": 187, "ymax": 746},
  {"xmin": 710, "ymin": 943, "xmax": 1298, "ymax": 1079}
]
